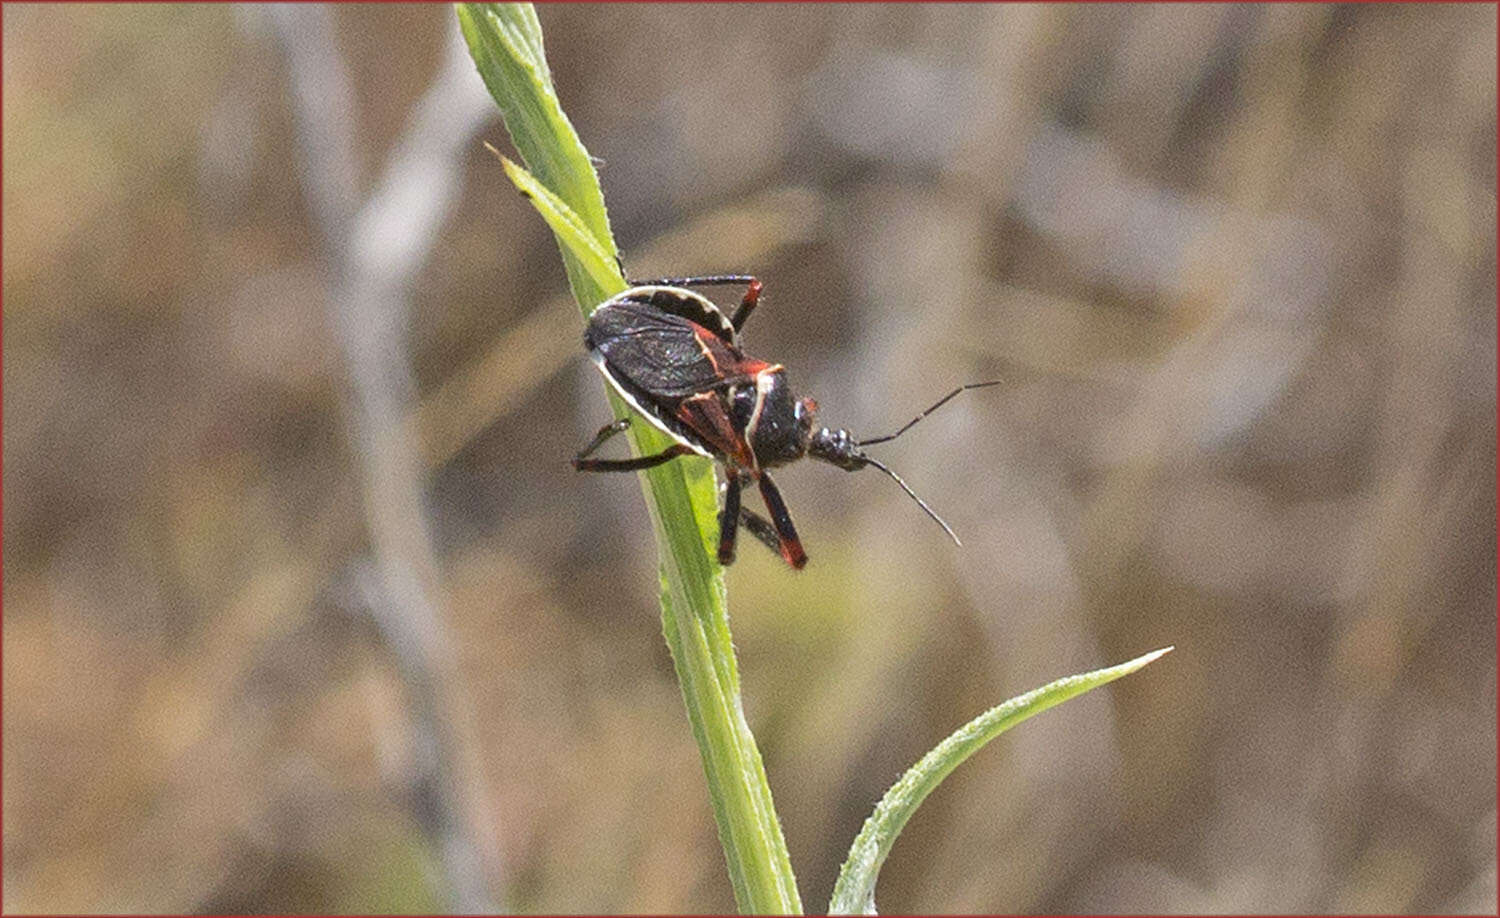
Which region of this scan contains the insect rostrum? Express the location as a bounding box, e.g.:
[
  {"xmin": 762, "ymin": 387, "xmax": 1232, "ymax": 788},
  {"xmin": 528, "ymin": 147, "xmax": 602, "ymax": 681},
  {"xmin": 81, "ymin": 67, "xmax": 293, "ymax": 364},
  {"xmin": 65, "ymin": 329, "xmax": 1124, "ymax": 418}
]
[{"xmin": 575, "ymin": 275, "xmax": 997, "ymax": 569}]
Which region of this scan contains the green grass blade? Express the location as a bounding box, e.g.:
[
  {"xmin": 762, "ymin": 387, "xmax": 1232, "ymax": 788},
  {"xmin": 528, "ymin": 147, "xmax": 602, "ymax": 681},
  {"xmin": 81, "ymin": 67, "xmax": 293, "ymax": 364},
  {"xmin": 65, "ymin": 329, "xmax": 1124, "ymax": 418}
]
[
  {"xmin": 457, "ymin": 4, "xmax": 801, "ymax": 912},
  {"xmin": 828, "ymin": 646, "xmax": 1174, "ymax": 915},
  {"xmin": 493, "ymin": 151, "xmax": 619, "ymax": 294},
  {"xmin": 456, "ymin": 1, "xmax": 614, "ymax": 306}
]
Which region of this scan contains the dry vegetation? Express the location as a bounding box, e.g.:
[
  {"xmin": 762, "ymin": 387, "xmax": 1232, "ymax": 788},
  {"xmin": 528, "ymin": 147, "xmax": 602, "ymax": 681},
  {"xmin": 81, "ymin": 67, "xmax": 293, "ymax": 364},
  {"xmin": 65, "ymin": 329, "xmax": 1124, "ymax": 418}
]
[{"xmin": 3, "ymin": 3, "xmax": 1495, "ymax": 913}]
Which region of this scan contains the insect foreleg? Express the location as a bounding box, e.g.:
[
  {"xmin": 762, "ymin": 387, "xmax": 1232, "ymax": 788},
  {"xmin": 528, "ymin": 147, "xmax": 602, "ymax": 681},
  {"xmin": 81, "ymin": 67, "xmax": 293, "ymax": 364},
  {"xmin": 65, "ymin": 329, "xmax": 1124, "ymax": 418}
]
[
  {"xmin": 756, "ymin": 473, "xmax": 808, "ymax": 569},
  {"xmin": 737, "ymin": 507, "xmax": 784, "ymax": 559}
]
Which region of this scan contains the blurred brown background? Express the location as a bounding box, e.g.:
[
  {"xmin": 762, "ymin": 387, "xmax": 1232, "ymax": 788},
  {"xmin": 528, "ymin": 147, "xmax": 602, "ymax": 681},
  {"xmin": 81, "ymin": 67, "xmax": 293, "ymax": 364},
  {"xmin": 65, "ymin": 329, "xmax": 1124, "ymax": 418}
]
[{"xmin": 3, "ymin": 2, "xmax": 1495, "ymax": 913}]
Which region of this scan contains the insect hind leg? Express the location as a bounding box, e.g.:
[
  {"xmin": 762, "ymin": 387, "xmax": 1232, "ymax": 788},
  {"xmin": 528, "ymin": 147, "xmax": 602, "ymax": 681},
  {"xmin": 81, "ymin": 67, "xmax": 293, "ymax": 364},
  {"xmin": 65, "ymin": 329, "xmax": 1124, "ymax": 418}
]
[
  {"xmin": 573, "ymin": 444, "xmax": 694, "ymax": 472},
  {"xmin": 730, "ymin": 278, "xmax": 760, "ymax": 332},
  {"xmin": 627, "ymin": 274, "xmax": 758, "ymax": 289},
  {"xmin": 575, "ymin": 417, "xmax": 631, "ymax": 461},
  {"xmin": 572, "ymin": 417, "xmax": 695, "ymax": 472},
  {"xmin": 626, "ymin": 274, "xmax": 762, "ymax": 332}
]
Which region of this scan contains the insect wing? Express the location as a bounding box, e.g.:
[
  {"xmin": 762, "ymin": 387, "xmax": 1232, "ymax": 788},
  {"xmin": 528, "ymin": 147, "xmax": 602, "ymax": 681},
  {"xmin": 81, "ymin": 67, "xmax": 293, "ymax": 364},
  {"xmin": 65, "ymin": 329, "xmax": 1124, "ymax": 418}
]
[
  {"xmin": 587, "ymin": 299, "xmax": 753, "ymax": 400},
  {"xmin": 615, "ymin": 286, "xmax": 736, "ymax": 344},
  {"xmin": 677, "ymin": 390, "xmax": 756, "ymax": 468}
]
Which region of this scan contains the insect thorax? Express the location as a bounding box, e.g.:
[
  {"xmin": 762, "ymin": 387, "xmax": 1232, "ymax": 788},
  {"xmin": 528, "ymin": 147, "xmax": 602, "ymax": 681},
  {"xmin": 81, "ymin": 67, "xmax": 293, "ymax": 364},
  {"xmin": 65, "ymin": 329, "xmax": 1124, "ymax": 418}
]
[{"xmin": 745, "ymin": 369, "xmax": 815, "ymax": 468}]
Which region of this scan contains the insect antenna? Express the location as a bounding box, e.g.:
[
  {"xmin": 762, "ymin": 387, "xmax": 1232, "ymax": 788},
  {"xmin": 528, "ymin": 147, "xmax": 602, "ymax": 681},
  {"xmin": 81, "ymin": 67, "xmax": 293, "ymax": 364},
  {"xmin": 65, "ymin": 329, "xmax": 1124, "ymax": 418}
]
[
  {"xmin": 856, "ymin": 380, "xmax": 1003, "ymax": 447},
  {"xmin": 863, "ymin": 456, "xmax": 961, "ymax": 546}
]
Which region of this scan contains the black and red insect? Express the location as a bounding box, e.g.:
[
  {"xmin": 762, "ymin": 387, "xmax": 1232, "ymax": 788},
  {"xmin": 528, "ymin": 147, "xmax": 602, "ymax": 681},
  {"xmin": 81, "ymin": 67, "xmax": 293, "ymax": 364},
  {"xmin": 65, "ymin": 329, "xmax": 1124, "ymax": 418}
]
[{"xmin": 575, "ymin": 274, "xmax": 997, "ymax": 569}]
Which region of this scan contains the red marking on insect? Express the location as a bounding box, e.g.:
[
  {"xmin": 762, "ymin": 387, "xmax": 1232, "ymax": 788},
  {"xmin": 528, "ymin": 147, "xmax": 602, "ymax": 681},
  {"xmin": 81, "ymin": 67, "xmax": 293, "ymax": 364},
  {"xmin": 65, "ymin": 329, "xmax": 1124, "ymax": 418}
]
[{"xmin": 575, "ymin": 275, "xmax": 999, "ymax": 569}]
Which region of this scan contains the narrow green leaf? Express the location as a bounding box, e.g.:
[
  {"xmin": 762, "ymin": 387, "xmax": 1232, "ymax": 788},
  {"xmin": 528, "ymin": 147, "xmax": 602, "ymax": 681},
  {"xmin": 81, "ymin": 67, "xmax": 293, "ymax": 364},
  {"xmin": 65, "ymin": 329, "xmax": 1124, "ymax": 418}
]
[
  {"xmin": 494, "ymin": 152, "xmax": 620, "ymax": 295},
  {"xmin": 458, "ymin": 4, "xmax": 801, "ymax": 912},
  {"xmin": 456, "ymin": 2, "xmax": 614, "ymax": 307},
  {"xmin": 828, "ymin": 646, "xmax": 1174, "ymax": 915}
]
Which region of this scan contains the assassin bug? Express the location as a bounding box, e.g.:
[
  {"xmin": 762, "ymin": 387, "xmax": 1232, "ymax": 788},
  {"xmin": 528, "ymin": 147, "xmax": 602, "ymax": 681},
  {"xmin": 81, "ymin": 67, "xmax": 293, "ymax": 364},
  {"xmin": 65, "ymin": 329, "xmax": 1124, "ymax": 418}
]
[{"xmin": 575, "ymin": 274, "xmax": 998, "ymax": 569}]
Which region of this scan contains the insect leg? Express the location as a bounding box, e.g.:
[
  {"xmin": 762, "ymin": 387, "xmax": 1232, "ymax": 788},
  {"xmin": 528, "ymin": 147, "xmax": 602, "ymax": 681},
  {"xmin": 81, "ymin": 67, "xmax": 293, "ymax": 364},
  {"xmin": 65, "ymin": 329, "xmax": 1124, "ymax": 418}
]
[
  {"xmin": 628, "ymin": 274, "xmax": 758, "ymax": 289},
  {"xmin": 573, "ymin": 443, "xmax": 695, "ymax": 472},
  {"xmin": 575, "ymin": 417, "xmax": 632, "ymax": 460},
  {"xmin": 717, "ymin": 473, "xmax": 743, "ymax": 565},
  {"xmin": 737, "ymin": 507, "xmax": 784, "ymax": 559},
  {"xmin": 755, "ymin": 473, "xmax": 808, "ymax": 569},
  {"xmin": 729, "ymin": 278, "xmax": 761, "ymax": 332},
  {"xmin": 623, "ymin": 275, "xmax": 764, "ymax": 332}
]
